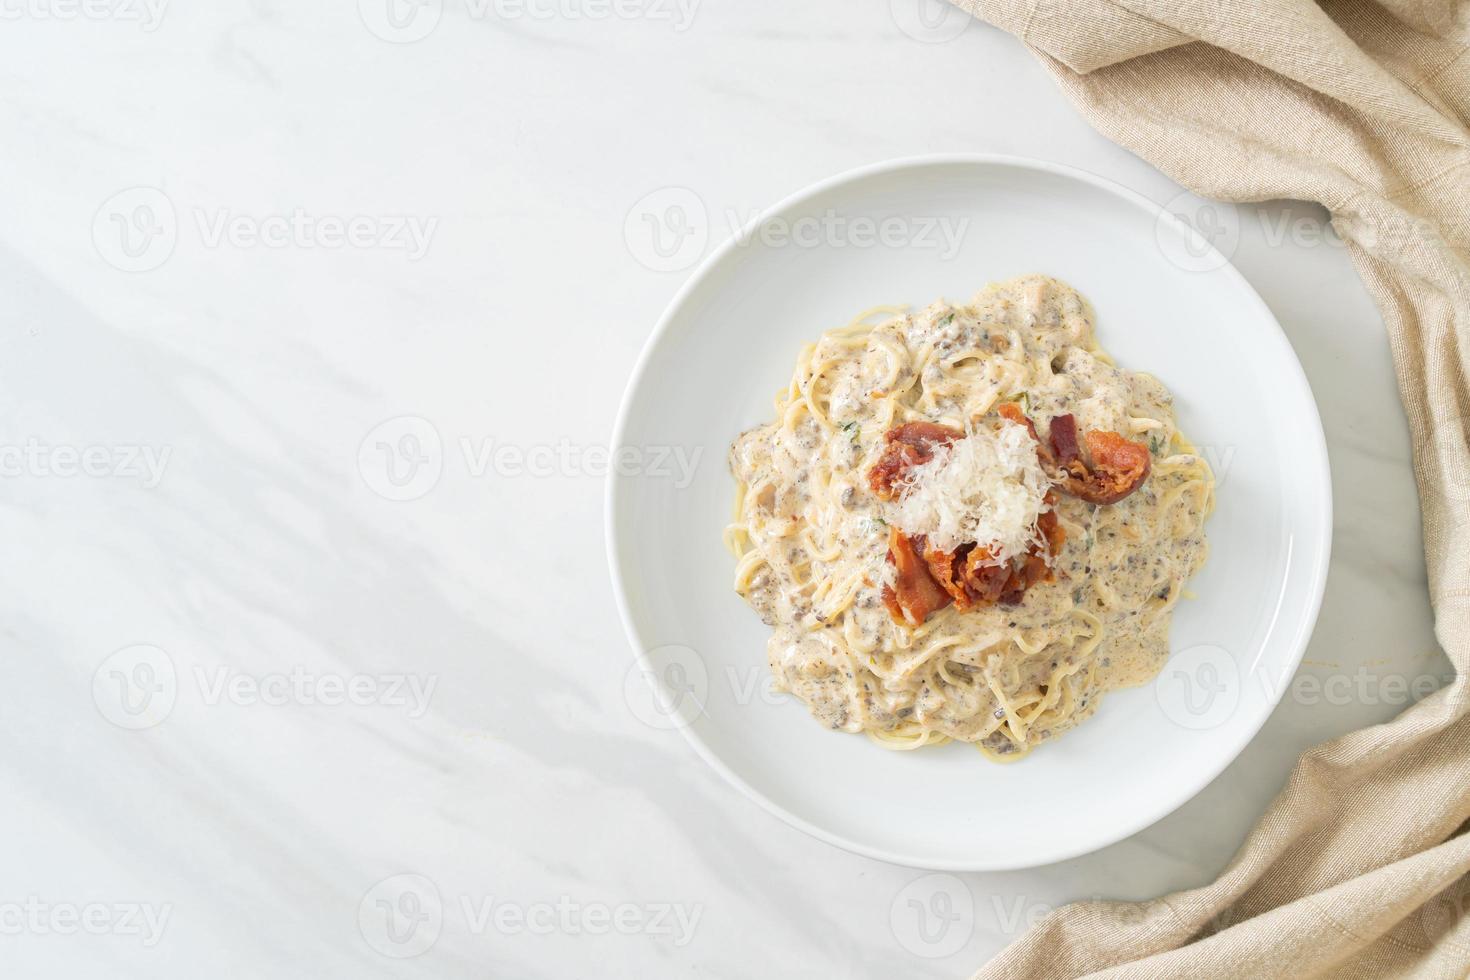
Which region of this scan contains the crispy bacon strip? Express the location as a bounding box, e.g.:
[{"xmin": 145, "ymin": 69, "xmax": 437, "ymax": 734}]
[
  {"xmin": 961, "ymin": 546, "xmax": 1011, "ymax": 606},
  {"xmin": 1048, "ymin": 413, "xmax": 1081, "ymax": 466},
  {"xmin": 881, "ymin": 528, "xmax": 953, "ymax": 626},
  {"xmin": 918, "ymin": 538, "xmax": 972, "ymax": 609},
  {"xmin": 997, "ymin": 492, "xmax": 1067, "ymax": 606},
  {"xmin": 868, "ymin": 413, "xmax": 1087, "ymax": 627},
  {"xmin": 1081, "ymin": 430, "xmax": 1153, "ymax": 502},
  {"xmin": 1037, "ymin": 495, "xmax": 1066, "ymax": 556},
  {"xmin": 1047, "ymin": 413, "xmax": 1151, "ymax": 504},
  {"xmin": 996, "ymin": 401, "xmax": 1040, "ymax": 443},
  {"xmin": 998, "ymin": 554, "xmax": 1049, "ymax": 606},
  {"xmin": 867, "ymin": 421, "xmax": 962, "ymax": 500},
  {"xmin": 882, "ymin": 491, "xmax": 1067, "ymax": 622},
  {"xmin": 915, "ymin": 540, "xmax": 1012, "ymax": 610},
  {"xmin": 1002, "ymin": 405, "xmax": 1151, "ymax": 505}
]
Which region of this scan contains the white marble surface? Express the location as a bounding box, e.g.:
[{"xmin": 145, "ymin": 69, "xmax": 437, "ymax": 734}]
[{"xmin": 0, "ymin": 1, "xmax": 1444, "ymax": 977}]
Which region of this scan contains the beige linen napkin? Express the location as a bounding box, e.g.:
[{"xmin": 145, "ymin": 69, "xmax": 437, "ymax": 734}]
[{"xmin": 943, "ymin": 1, "xmax": 1470, "ymax": 977}]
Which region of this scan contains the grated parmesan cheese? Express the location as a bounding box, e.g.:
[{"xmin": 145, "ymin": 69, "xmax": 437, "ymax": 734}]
[{"xmin": 886, "ymin": 421, "xmax": 1050, "ymax": 559}]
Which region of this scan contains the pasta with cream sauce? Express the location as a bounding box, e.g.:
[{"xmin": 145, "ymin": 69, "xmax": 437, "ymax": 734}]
[{"xmin": 724, "ymin": 274, "xmax": 1213, "ymax": 760}]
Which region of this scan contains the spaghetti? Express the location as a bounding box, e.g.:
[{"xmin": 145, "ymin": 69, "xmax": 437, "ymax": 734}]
[{"xmin": 725, "ymin": 275, "xmax": 1214, "ymax": 760}]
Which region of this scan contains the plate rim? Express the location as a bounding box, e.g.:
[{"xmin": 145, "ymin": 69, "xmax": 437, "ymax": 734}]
[{"xmin": 605, "ymin": 152, "xmax": 1333, "ymax": 870}]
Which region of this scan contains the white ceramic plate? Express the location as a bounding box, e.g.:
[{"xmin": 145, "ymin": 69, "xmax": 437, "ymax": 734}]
[{"xmin": 607, "ymin": 155, "xmax": 1331, "ymax": 870}]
